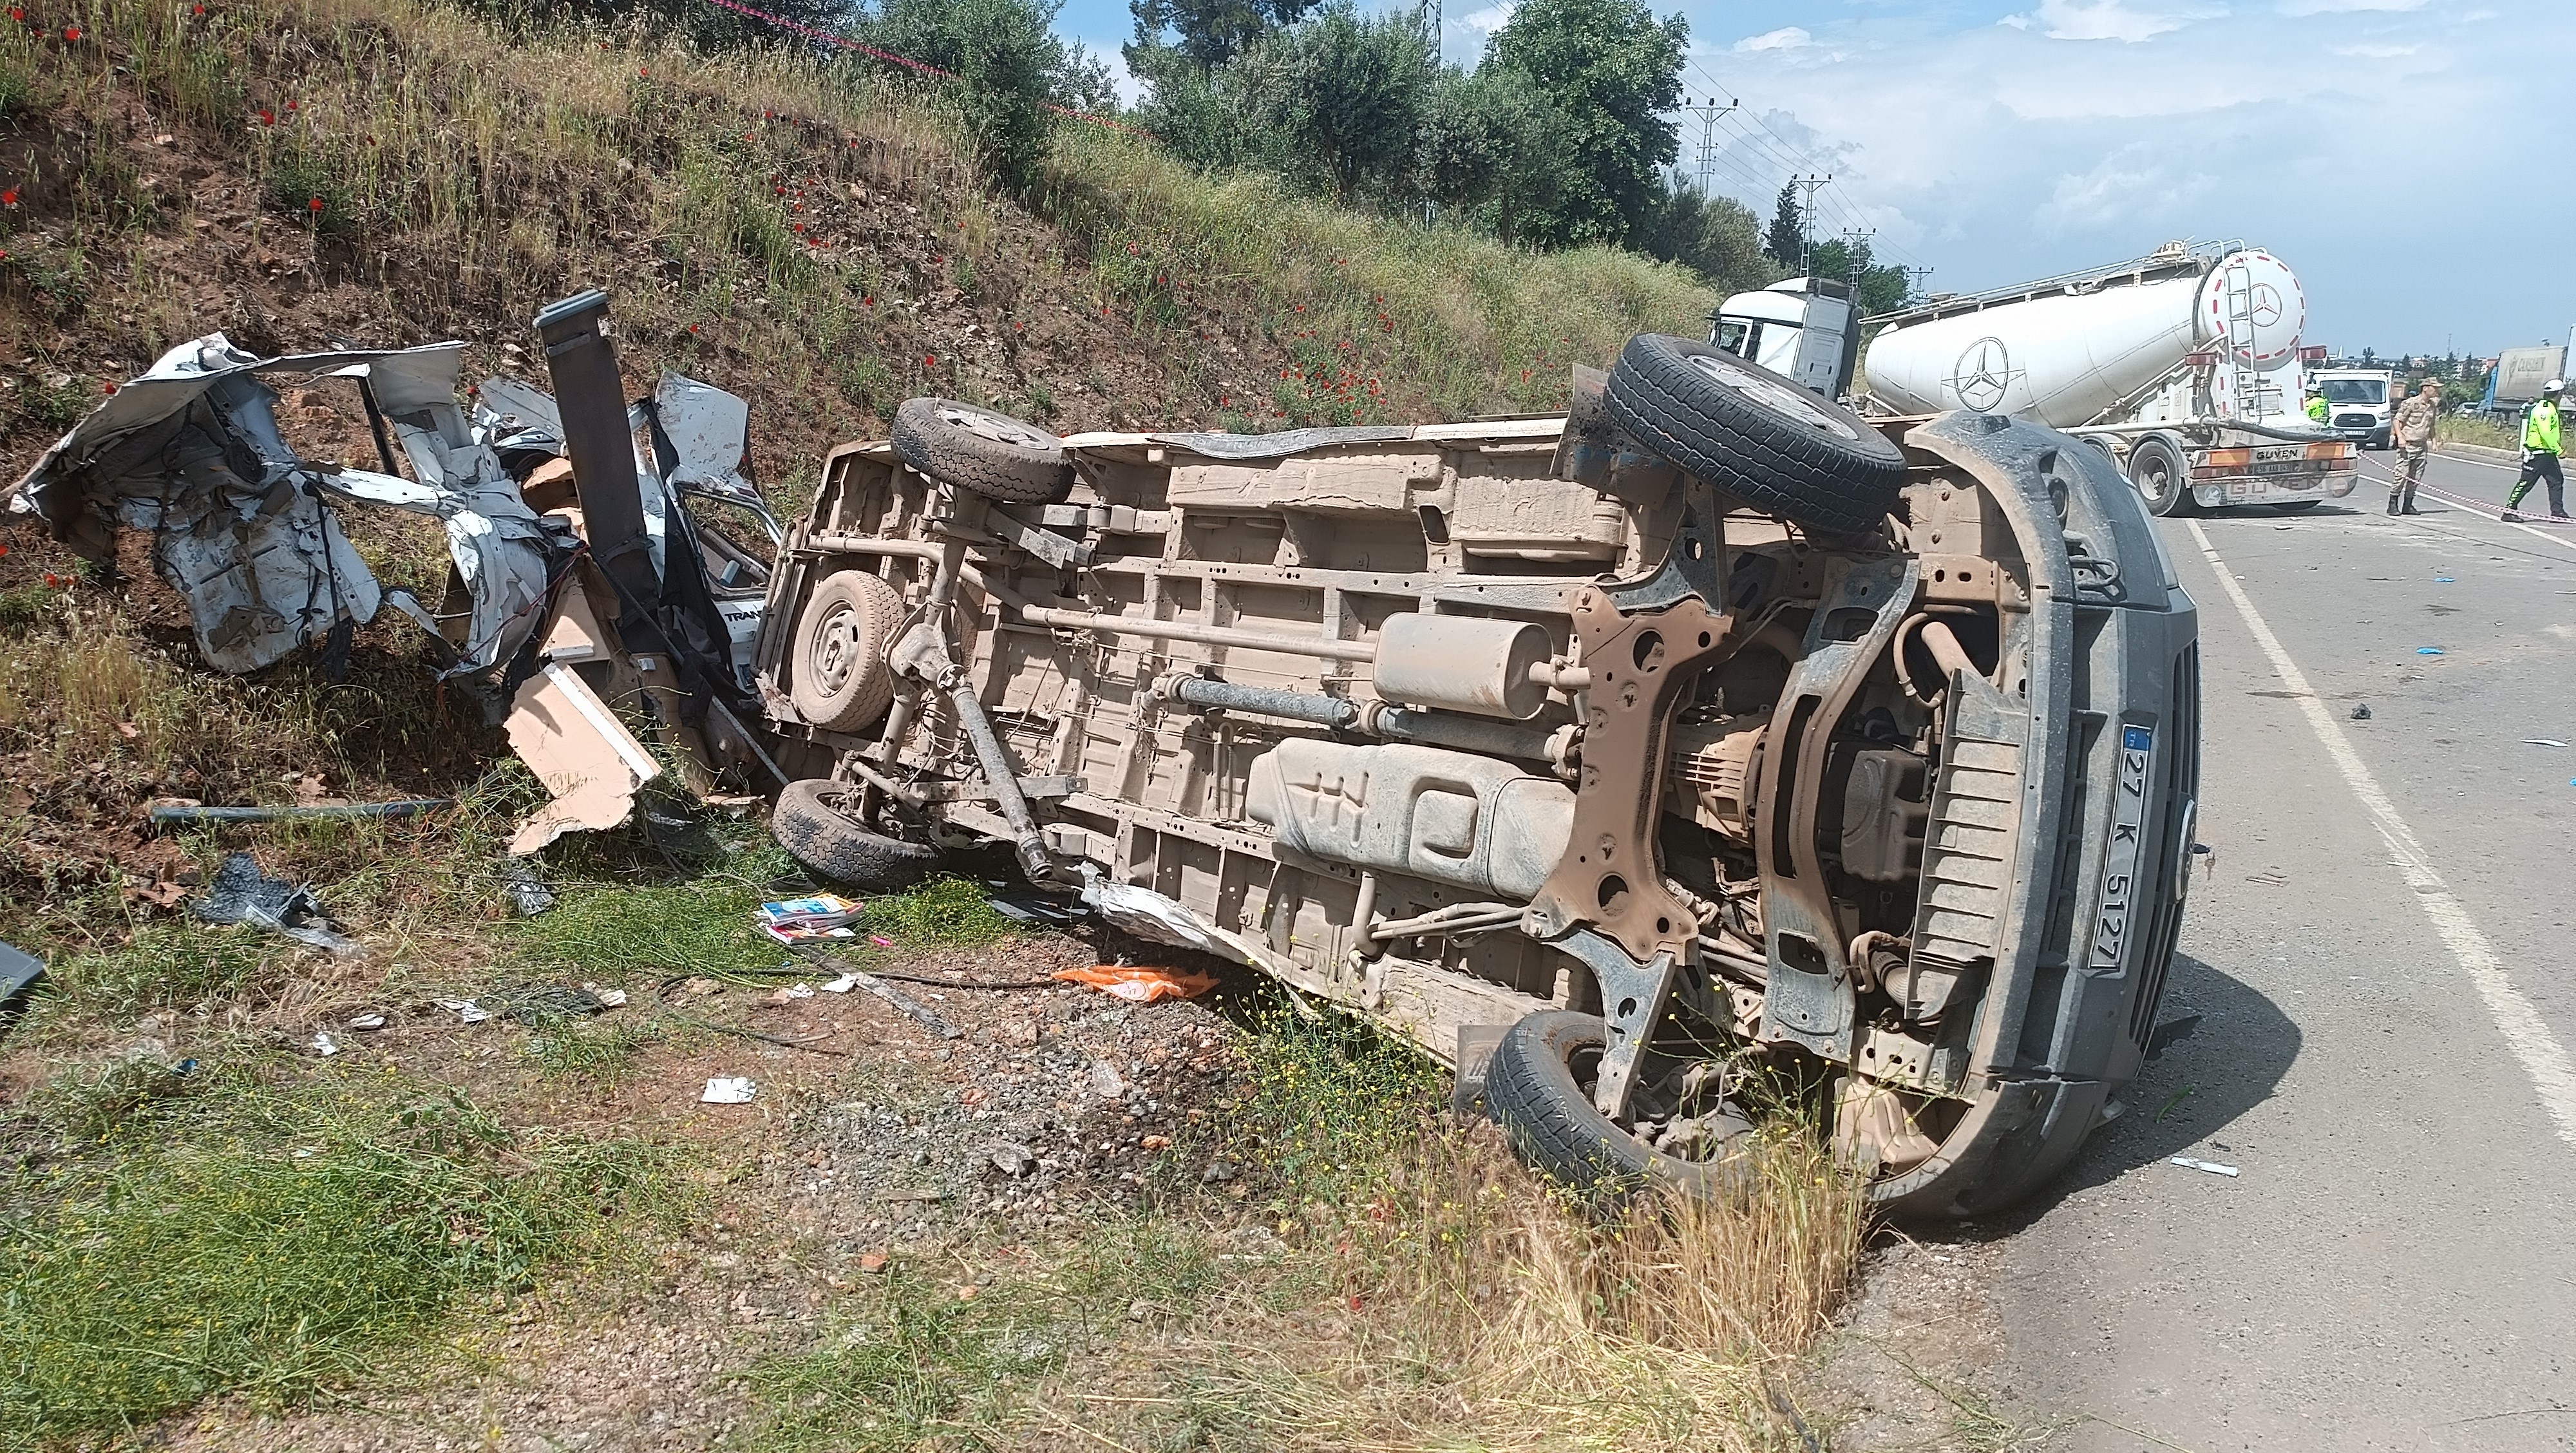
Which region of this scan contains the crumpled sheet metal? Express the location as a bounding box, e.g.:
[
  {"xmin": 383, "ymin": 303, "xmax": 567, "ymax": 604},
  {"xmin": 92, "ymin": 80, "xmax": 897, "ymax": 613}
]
[{"xmin": 8, "ymin": 334, "xmax": 556, "ymax": 677}]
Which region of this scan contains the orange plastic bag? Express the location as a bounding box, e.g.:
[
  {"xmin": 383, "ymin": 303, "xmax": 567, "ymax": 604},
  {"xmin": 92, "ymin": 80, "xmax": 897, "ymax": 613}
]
[{"xmin": 1051, "ymin": 964, "xmax": 1220, "ymax": 1003}]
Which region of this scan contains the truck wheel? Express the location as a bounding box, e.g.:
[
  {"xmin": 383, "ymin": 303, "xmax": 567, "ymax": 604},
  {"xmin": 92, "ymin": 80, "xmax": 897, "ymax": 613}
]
[
  {"xmin": 772, "ymin": 779, "xmax": 940, "ymax": 891},
  {"xmin": 891, "ymin": 397, "xmax": 1074, "ymax": 504},
  {"xmin": 1604, "ymin": 334, "xmax": 1906, "ymax": 536},
  {"xmin": 789, "ymin": 571, "xmax": 904, "ymax": 732},
  {"xmin": 2127, "ymin": 436, "xmax": 2193, "ymax": 517},
  {"xmin": 1484, "ymin": 1009, "xmax": 1754, "ymax": 1208}
]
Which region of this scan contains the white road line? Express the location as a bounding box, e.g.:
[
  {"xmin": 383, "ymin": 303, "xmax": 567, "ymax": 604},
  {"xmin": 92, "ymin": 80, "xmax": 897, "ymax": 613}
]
[{"xmin": 2186, "ymin": 519, "xmax": 2576, "ymax": 1148}]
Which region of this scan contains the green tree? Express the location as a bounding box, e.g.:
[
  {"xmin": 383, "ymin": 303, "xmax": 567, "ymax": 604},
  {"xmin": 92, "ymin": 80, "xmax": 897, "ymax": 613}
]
[
  {"xmin": 1418, "ymin": 66, "xmax": 1571, "ymax": 242},
  {"xmin": 1809, "ymin": 236, "xmax": 1908, "ymax": 316},
  {"xmin": 1128, "ymin": 0, "xmax": 1320, "ymax": 68},
  {"xmin": 1638, "ymin": 182, "xmax": 1776, "ymax": 293},
  {"xmin": 864, "ymin": 0, "xmax": 1074, "ymax": 193},
  {"xmin": 1482, "ymin": 0, "xmax": 1686, "ymax": 248},
  {"xmin": 1255, "ymin": 6, "xmax": 1434, "ymax": 201},
  {"xmin": 1763, "ymin": 182, "xmax": 1803, "ymax": 269}
]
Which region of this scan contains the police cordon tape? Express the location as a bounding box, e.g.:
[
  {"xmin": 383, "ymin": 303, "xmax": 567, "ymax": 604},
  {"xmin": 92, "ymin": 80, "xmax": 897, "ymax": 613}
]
[{"xmin": 696, "ymin": 0, "xmax": 1154, "ymax": 140}]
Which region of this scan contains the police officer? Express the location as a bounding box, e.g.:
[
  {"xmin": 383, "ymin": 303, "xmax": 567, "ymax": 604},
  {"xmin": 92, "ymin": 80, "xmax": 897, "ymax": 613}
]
[{"xmin": 2503, "ymin": 379, "xmax": 2566, "ymax": 523}]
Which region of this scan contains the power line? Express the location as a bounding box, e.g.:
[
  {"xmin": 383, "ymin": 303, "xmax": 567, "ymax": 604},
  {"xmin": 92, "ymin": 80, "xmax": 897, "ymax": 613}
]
[{"xmin": 1682, "ymin": 55, "xmax": 1933, "ymax": 272}]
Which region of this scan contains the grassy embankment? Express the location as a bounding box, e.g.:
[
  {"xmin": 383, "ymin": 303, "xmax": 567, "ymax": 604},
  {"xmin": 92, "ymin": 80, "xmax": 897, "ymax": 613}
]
[{"xmin": 0, "ymin": 0, "xmax": 1866, "ymax": 1446}]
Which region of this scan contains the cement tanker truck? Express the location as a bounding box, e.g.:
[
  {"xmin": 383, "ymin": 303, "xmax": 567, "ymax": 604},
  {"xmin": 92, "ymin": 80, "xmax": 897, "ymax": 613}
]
[{"xmin": 1709, "ymin": 240, "xmax": 2358, "ymax": 516}]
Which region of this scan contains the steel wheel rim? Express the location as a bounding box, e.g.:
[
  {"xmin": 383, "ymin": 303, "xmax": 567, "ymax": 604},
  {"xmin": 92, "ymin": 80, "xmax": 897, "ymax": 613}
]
[{"xmin": 807, "ymin": 600, "xmax": 860, "ymax": 694}]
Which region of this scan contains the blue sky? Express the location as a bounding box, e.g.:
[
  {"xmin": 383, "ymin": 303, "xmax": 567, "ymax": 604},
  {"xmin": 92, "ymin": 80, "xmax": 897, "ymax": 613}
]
[{"xmin": 1050, "ymin": 0, "xmax": 2569, "ymax": 357}]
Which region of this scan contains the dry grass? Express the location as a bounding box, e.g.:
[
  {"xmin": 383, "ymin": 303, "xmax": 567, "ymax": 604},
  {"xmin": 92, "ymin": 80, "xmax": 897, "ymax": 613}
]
[
  {"xmin": 749, "ymin": 1009, "xmax": 1869, "ymax": 1453},
  {"xmin": 1145, "ymin": 1125, "xmax": 1864, "ymax": 1452}
]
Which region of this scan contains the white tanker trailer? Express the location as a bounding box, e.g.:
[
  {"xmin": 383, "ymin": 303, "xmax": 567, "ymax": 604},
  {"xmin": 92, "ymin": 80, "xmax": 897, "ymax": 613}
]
[{"xmin": 1709, "ymin": 240, "xmax": 2358, "ymax": 515}]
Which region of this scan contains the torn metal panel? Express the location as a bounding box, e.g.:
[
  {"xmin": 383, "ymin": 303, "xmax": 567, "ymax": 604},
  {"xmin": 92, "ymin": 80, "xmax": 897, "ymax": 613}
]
[
  {"xmin": 506, "ymin": 660, "xmax": 662, "ymax": 855},
  {"xmin": 7, "ymin": 334, "xmax": 560, "ymax": 678}
]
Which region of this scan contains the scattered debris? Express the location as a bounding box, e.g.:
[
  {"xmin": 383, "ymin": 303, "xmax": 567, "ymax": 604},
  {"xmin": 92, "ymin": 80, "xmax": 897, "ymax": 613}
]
[
  {"xmin": 701, "ymin": 1076, "xmax": 759, "ymax": 1104},
  {"xmin": 1, "ymin": 943, "xmax": 45, "ymax": 1040},
  {"xmin": 146, "ymin": 798, "xmax": 453, "ymax": 828},
  {"xmin": 2416, "ymin": 647, "xmax": 2445, "ymax": 656},
  {"xmin": 2526, "ymin": 739, "xmax": 2568, "ymax": 748},
  {"xmin": 1052, "ymin": 964, "xmax": 1221, "ymax": 1003},
  {"xmin": 2168, "ymin": 1156, "xmax": 2240, "ymax": 1177},
  {"xmin": 2145, "ymin": 1012, "xmax": 2204, "ymax": 1058},
  {"xmin": 857, "ymin": 1251, "xmax": 889, "ymax": 1273},
  {"xmin": 437, "ymin": 998, "xmax": 495, "ymax": 1023},
  {"xmin": 501, "ymin": 862, "xmax": 558, "ymax": 917},
  {"xmin": 765, "ymin": 982, "xmax": 817, "ymax": 1004},
  {"xmin": 820, "ymin": 974, "xmax": 860, "ymax": 994},
  {"xmin": 309, "ymin": 1031, "xmax": 340, "ymax": 1056},
  {"xmin": 2435, "ymin": 575, "xmax": 2455, "ymax": 582},
  {"xmin": 818, "ymin": 963, "xmax": 960, "ymax": 1038},
  {"xmin": 346, "ymin": 1011, "xmax": 390, "ymax": 1031},
  {"xmin": 989, "ymin": 1142, "xmax": 1036, "ymax": 1177},
  {"xmin": 591, "ymin": 987, "xmax": 629, "ymax": 1008},
  {"xmin": 489, "ymin": 984, "xmax": 607, "ymax": 1023},
  {"xmin": 2350, "ymin": 703, "xmax": 2371, "ymax": 720},
  {"xmin": 191, "ymin": 851, "xmax": 362, "ymax": 956},
  {"xmin": 758, "ymin": 894, "xmax": 865, "ymax": 944}
]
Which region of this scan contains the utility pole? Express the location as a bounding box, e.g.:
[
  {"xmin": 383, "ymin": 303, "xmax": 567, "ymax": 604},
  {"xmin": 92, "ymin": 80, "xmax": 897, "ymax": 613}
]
[
  {"xmin": 1681, "ymin": 97, "xmax": 1737, "ymax": 195},
  {"xmin": 1837, "ymin": 227, "xmax": 1875, "ymax": 281},
  {"xmin": 1792, "ymin": 173, "xmax": 1832, "ymax": 274},
  {"xmin": 1417, "ymin": 0, "xmax": 1439, "ymax": 56},
  {"xmin": 1904, "ymin": 265, "xmax": 1935, "ymax": 304}
]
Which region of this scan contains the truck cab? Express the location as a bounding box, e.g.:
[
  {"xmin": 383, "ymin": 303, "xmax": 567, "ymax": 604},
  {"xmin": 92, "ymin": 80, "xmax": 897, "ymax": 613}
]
[
  {"xmin": 2309, "ymin": 368, "xmax": 2395, "ymax": 449},
  {"xmin": 1707, "ymin": 277, "xmax": 1859, "ymax": 400}
]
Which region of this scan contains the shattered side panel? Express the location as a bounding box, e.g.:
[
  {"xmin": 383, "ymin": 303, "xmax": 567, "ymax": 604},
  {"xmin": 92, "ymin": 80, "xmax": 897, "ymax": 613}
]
[{"xmin": 8, "ymin": 334, "xmax": 560, "ymax": 678}]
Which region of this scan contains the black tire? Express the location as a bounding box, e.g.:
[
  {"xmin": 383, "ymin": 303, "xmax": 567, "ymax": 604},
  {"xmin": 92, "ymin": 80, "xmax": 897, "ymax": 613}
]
[
  {"xmin": 1484, "ymin": 1009, "xmax": 1753, "ymax": 1206},
  {"xmin": 2128, "ymin": 435, "xmax": 2194, "ymax": 517},
  {"xmin": 771, "ymin": 779, "xmax": 939, "ymax": 891},
  {"xmin": 788, "ymin": 571, "xmax": 903, "ymax": 732},
  {"xmin": 1603, "ymin": 334, "xmax": 1906, "ymax": 535},
  {"xmin": 891, "ymin": 397, "xmax": 1074, "ymax": 504}
]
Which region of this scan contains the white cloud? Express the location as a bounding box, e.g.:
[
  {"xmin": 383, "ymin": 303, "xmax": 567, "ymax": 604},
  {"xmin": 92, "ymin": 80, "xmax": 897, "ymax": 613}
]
[
  {"xmin": 1460, "ymin": 3, "xmax": 1515, "ymax": 34},
  {"xmin": 2278, "ymin": 0, "xmax": 2426, "ymax": 12},
  {"xmin": 1733, "ymin": 26, "xmax": 1813, "ymax": 53},
  {"xmin": 1662, "ymin": 0, "xmax": 2559, "ymax": 350},
  {"xmin": 2036, "ymin": 145, "xmax": 2217, "ymax": 231},
  {"xmin": 2006, "ymin": 0, "xmax": 2225, "ymax": 41}
]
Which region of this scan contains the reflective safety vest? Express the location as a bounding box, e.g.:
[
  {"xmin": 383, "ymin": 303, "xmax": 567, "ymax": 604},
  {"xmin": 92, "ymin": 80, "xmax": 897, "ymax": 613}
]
[
  {"xmin": 2528, "ymin": 399, "xmax": 2563, "ymax": 456},
  {"xmin": 2306, "ymin": 395, "xmax": 2329, "ymax": 423}
]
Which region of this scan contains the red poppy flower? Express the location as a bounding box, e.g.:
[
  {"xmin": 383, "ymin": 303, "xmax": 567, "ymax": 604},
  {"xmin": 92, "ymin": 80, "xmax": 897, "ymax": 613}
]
[
  {"xmin": 62, "ymin": 24, "xmax": 79, "ymax": 39},
  {"xmin": 688, "ymin": 323, "xmax": 698, "ymax": 334},
  {"xmin": 258, "ymin": 109, "xmax": 274, "ymax": 125},
  {"xmin": 285, "ymin": 99, "xmax": 298, "ymax": 110},
  {"xmin": 639, "ymin": 66, "xmax": 649, "ymax": 77},
  {"xmin": 0, "ymin": 190, "xmax": 15, "ymax": 207},
  {"xmin": 103, "ymin": 381, "xmax": 117, "ymax": 394},
  {"xmin": 923, "ymin": 355, "xmax": 936, "ymax": 368}
]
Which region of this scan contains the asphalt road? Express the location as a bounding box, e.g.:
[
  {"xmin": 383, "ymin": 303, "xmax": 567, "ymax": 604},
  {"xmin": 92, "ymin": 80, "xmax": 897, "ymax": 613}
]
[{"xmin": 1991, "ymin": 449, "xmax": 2576, "ymax": 1450}]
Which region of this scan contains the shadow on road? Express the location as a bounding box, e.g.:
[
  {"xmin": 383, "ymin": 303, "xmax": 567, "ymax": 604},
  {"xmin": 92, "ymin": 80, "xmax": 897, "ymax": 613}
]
[{"xmin": 1930, "ymin": 950, "xmax": 2301, "ymax": 1239}]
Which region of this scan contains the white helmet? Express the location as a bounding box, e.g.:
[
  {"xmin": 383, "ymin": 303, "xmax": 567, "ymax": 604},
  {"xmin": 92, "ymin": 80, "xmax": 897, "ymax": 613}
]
[{"xmin": 2548, "ymin": 379, "xmax": 2567, "ymax": 394}]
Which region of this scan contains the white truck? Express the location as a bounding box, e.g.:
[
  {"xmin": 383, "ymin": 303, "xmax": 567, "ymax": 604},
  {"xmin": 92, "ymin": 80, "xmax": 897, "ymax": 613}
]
[
  {"xmin": 1710, "ymin": 240, "xmax": 2358, "ymax": 516},
  {"xmin": 2309, "ymin": 366, "xmax": 2398, "ymax": 450}
]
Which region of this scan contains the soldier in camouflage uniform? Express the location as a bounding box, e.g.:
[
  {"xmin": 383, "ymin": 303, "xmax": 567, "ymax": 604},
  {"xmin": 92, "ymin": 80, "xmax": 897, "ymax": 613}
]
[{"xmin": 2387, "ymin": 380, "xmax": 2440, "ymax": 515}]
